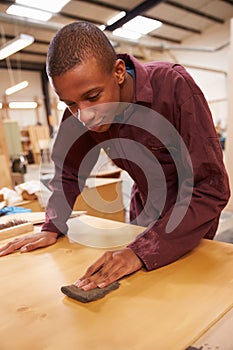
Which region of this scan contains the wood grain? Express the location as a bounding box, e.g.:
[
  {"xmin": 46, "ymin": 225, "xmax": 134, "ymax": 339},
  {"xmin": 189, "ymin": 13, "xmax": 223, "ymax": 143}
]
[{"xmin": 0, "ymin": 216, "xmax": 232, "ymax": 350}]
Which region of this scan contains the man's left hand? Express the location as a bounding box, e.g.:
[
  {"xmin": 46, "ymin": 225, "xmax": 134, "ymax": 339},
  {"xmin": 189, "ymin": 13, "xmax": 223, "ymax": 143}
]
[{"xmin": 74, "ymin": 248, "xmax": 143, "ymax": 290}]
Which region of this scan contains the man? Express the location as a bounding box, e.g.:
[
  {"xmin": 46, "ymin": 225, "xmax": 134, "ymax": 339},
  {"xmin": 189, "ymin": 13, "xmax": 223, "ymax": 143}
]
[{"xmin": 0, "ymin": 22, "xmax": 230, "ymax": 291}]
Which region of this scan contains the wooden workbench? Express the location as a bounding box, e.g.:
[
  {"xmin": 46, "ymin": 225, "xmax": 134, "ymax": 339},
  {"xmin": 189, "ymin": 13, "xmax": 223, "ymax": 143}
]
[{"xmin": 0, "ymin": 215, "xmax": 232, "ymax": 350}]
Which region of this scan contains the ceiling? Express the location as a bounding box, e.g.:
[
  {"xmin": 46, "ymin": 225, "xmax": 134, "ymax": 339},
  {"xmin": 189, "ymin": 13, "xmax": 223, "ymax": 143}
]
[{"xmin": 0, "ymin": 0, "xmax": 233, "ymax": 72}]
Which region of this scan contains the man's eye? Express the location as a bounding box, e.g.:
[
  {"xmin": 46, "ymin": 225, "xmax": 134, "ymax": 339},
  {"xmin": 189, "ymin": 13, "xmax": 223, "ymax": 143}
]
[{"xmin": 88, "ymin": 93, "xmax": 100, "ymax": 101}]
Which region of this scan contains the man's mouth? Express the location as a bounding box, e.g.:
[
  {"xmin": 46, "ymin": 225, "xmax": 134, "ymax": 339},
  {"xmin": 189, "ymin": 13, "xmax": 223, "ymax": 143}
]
[
  {"xmin": 86, "ymin": 119, "xmax": 105, "ymax": 130},
  {"xmin": 87, "ymin": 123, "xmax": 101, "ymax": 130}
]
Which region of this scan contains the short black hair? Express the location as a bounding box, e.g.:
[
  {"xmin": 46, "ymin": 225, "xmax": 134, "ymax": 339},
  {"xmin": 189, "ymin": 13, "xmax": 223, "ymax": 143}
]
[{"xmin": 46, "ymin": 21, "xmax": 117, "ymax": 77}]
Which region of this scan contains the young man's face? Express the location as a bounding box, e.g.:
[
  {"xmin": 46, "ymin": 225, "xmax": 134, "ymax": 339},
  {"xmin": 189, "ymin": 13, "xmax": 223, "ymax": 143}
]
[{"xmin": 50, "ymin": 57, "xmax": 128, "ymax": 133}]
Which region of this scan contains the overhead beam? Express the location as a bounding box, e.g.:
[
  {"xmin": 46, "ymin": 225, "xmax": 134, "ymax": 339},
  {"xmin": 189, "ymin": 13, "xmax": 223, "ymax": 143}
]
[
  {"xmin": 0, "ymin": 0, "xmax": 225, "ymax": 29},
  {"xmin": 0, "ymin": 12, "xmax": 182, "ymax": 52},
  {"xmin": 0, "ymin": 34, "xmax": 50, "ymax": 47},
  {"xmin": 0, "ymin": 59, "xmax": 44, "ymax": 72},
  {"xmin": 145, "ymin": 15, "xmax": 201, "ymax": 34},
  {"xmin": 20, "ymin": 50, "xmax": 47, "ymax": 57},
  {"xmin": 0, "ymin": 0, "xmax": 202, "ymax": 38},
  {"xmin": 78, "ymin": 0, "xmax": 202, "ymax": 34},
  {"xmin": 58, "ymin": 11, "xmax": 102, "ymax": 26},
  {"xmin": 106, "ymin": 0, "xmax": 167, "ymax": 31},
  {"xmin": 150, "ymin": 34, "xmax": 181, "ymax": 44},
  {"xmin": 166, "ymin": 1, "xmax": 225, "ymax": 24},
  {"xmin": 74, "ymin": 0, "xmax": 125, "ymax": 12}
]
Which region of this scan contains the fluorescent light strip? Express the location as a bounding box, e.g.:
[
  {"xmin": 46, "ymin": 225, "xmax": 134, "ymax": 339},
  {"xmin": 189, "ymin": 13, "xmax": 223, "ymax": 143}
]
[
  {"xmin": 123, "ymin": 16, "xmax": 162, "ymax": 35},
  {"xmin": 112, "ymin": 28, "xmax": 142, "ymax": 40},
  {"xmin": 99, "ymin": 25, "xmax": 106, "ymax": 31},
  {"xmin": 107, "ymin": 11, "xmax": 126, "ymax": 26},
  {"xmin": 0, "ymin": 34, "xmax": 34, "ymax": 60},
  {"xmin": 5, "ymin": 81, "xmax": 29, "ymax": 96},
  {"xmin": 7, "ymin": 5, "xmax": 52, "ymax": 22},
  {"xmin": 9, "ymin": 102, "xmax": 38, "ymax": 109},
  {"xmin": 16, "ymin": 0, "xmax": 70, "ymax": 13}
]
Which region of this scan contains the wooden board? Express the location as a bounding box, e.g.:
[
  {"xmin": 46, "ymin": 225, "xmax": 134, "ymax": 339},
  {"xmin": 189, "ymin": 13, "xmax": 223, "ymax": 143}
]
[
  {"xmin": 0, "ymin": 154, "xmax": 12, "ymax": 189},
  {"xmin": 0, "ymin": 210, "xmax": 86, "ymax": 225},
  {"xmin": 0, "ymin": 216, "xmax": 233, "ymax": 350},
  {"xmin": 0, "ymin": 222, "xmax": 33, "ymax": 241}
]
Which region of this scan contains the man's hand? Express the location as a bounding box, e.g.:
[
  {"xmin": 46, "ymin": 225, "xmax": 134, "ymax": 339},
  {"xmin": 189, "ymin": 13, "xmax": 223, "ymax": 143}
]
[
  {"xmin": 0, "ymin": 231, "xmax": 58, "ymax": 257},
  {"xmin": 74, "ymin": 248, "xmax": 143, "ymax": 290}
]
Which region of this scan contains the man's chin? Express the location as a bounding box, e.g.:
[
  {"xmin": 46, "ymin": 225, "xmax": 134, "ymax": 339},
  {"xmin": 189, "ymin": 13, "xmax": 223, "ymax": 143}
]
[{"xmin": 89, "ymin": 124, "xmax": 111, "ymax": 133}]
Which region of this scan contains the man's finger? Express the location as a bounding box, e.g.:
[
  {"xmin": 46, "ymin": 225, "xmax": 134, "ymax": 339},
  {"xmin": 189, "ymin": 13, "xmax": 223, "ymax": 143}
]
[
  {"xmin": 77, "ymin": 258, "xmax": 116, "ymax": 289},
  {"xmin": 75, "ymin": 251, "xmax": 112, "ymax": 285},
  {"xmin": 85, "ymin": 265, "xmax": 124, "ymax": 290},
  {"xmin": 20, "ymin": 236, "xmax": 56, "ymax": 252},
  {"xmin": 0, "ymin": 239, "xmax": 30, "ymax": 256},
  {"xmin": 75, "ymin": 248, "xmax": 143, "ymax": 290},
  {"xmin": 77, "ymin": 252, "xmax": 127, "ymax": 290},
  {"xmin": 97, "ymin": 266, "xmax": 126, "ymax": 288},
  {"xmin": 0, "ymin": 231, "xmax": 58, "ymax": 257}
]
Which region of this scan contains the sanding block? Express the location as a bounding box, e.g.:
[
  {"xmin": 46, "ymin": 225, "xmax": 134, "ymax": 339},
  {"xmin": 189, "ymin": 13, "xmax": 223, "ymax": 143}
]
[{"xmin": 61, "ymin": 281, "xmax": 120, "ymax": 303}]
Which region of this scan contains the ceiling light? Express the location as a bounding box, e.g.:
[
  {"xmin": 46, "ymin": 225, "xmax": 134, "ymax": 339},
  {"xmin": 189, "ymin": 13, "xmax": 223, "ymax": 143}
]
[
  {"xmin": 0, "ymin": 34, "xmax": 34, "ymax": 60},
  {"xmin": 112, "ymin": 28, "xmax": 142, "ymax": 40},
  {"xmin": 9, "ymin": 102, "xmax": 38, "ymax": 109},
  {"xmin": 123, "ymin": 16, "xmax": 162, "ymax": 35},
  {"xmin": 6, "ymin": 5, "xmax": 52, "ymax": 22},
  {"xmin": 5, "ymin": 81, "xmax": 29, "ymax": 95},
  {"xmin": 99, "ymin": 25, "xmax": 106, "ymax": 31},
  {"xmin": 16, "ymin": 0, "xmax": 70, "ymax": 13},
  {"xmin": 0, "ymin": 103, "xmax": 2, "ymax": 109},
  {"xmin": 107, "ymin": 11, "xmax": 126, "ymax": 26}
]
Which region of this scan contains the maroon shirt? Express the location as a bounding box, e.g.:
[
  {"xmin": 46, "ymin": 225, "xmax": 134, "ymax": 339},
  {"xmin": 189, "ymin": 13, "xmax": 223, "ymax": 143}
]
[{"xmin": 42, "ymin": 54, "xmax": 230, "ymax": 270}]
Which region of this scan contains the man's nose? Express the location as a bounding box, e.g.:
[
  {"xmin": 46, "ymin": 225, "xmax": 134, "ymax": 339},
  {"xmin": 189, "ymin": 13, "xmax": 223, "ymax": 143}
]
[{"xmin": 78, "ymin": 107, "xmax": 96, "ymax": 126}]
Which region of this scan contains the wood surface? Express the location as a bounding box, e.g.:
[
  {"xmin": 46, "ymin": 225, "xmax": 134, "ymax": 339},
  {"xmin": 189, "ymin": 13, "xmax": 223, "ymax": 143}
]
[{"xmin": 0, "ymin": 215, "xmax": 232, "ymax": 350}]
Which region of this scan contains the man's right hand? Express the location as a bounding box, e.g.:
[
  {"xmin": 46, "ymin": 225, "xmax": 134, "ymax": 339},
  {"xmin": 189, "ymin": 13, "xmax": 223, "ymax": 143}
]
[{"xmin": 0, "ymin": 231, "xmax": 59, "ymax": 257}]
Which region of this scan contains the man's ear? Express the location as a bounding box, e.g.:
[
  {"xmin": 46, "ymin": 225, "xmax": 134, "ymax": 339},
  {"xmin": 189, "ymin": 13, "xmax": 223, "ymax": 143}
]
[{"xmin": 114, "ymin": 59, "xmax": 126, "ymax": 85}]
